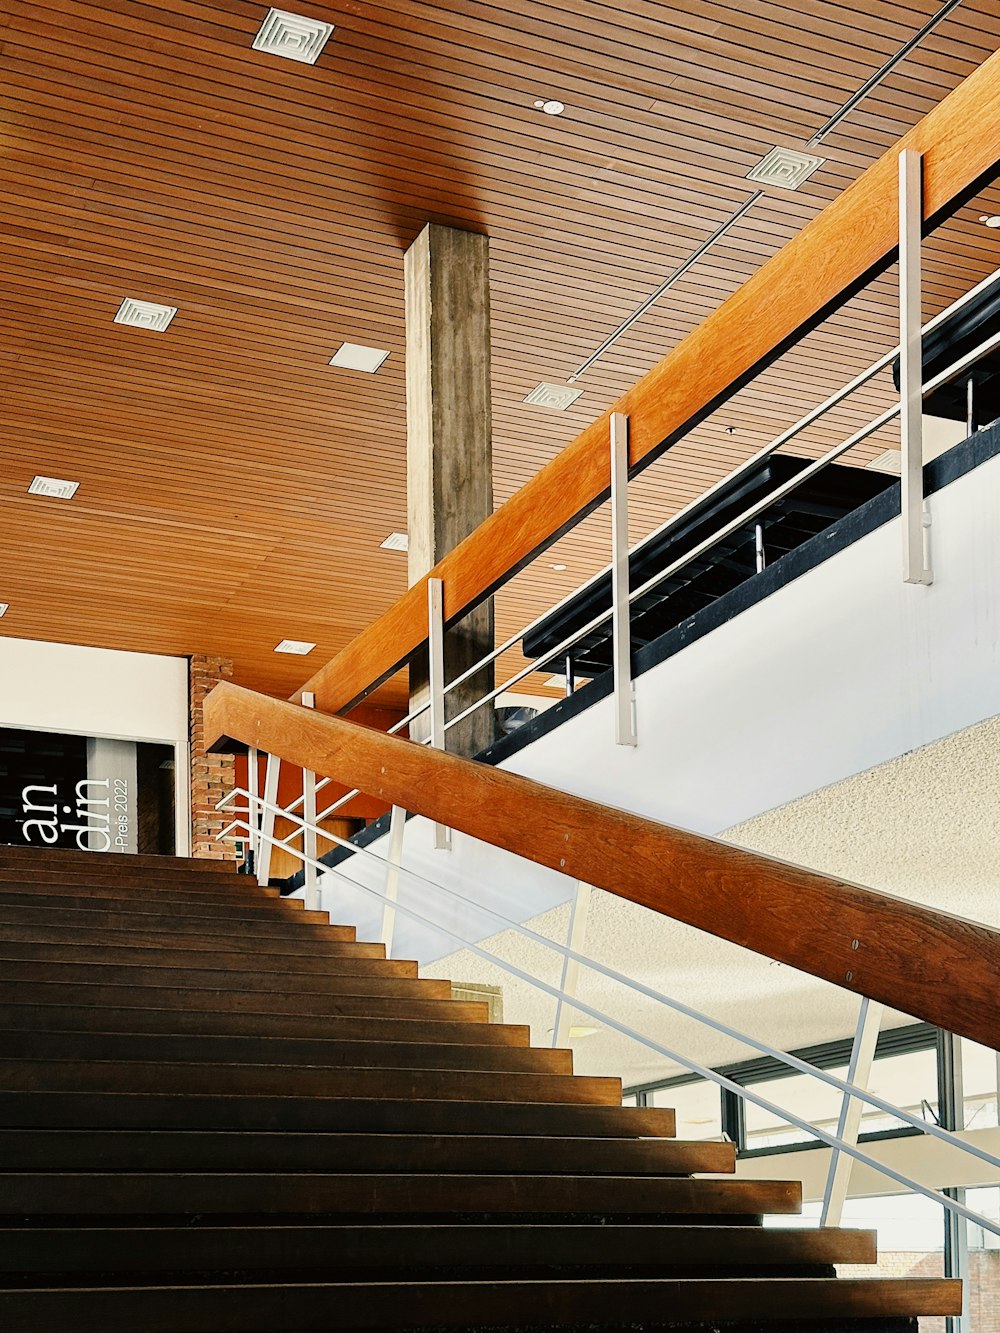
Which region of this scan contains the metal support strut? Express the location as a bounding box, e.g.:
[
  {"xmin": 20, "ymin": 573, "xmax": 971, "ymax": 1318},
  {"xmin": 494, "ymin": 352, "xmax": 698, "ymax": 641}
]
[
  {"xmin": 551, "ymin": 881, "xmax": 594, "ymax": 1048},
  {"xmin": 899, "ymin": 149, "xmax": 932, "ymax": 586},
  {"xmin": 610, "ymin": 413, "xmax": 637, "ymax": 746},
  {"xmin": 300, "ymin": 691, "xmax": 319, "ymax": 910},
  {"xmin": 380, "ymin": 803, "xmax": 406, "ymax": 958},
  {"xmin": 427, "ymin": 578, "xmax": 452, "ymax": 850},
  {"xmin": 821, "ymin": 997, "xmax": 884, "ymax": 1227}
]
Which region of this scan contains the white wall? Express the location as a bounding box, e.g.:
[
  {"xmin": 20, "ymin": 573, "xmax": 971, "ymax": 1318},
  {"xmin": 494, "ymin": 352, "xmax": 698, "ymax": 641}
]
[
  {"xmin": 0, "ymin": 636, "xmax": 191, "ymax": 854},
  {"xmin": 315, "ymin": 443, "xmax": 1000, "ymax": 965}
]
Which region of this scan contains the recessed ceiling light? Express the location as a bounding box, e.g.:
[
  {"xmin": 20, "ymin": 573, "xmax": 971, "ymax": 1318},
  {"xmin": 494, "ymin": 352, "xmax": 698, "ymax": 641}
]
[
  {"xmin": 252, "ymin": 7, "xmax": 334, "ymax": 64},
  {"xmin": 866, "ymin": 449, "xmax": 902, "ymax": 476},
  {"xmin": 746, "ymin": 146, "xmax": 825, "ymax": 191},
  {"xmin": 274, "ymin": 639, "xmax": 316, "ymax": 655},
  {"xmin": 114, "ymin": 297, "xmax": 177, "ymax": 332},
  {"xmin": 523, "ymin": 383, "xmax": 583, "ymax": 411},
  {"xmin": 979, "ymin": 215, "xmax": 1000, "ymax": 229},
  {"xmin": 380, "ymin": 531, "xmax": 409, "ymax": 552},
  {"xmin": 534, "ymin": 98, "xmax": 565, "ymax": 116},
  {"xmin": 551, "ymin": 563, "xmax": 567, "ymax": 571},
  {"xmin": 28, "ymin": 475, "xmax": 79, "ymax": 499},
  {"xmin": 329, "ymin": 343, "xmax": 390, "ymax": 373},
  {"xmin": 0, "ymin": 603, "xmax": 8, "ymax": 618}
]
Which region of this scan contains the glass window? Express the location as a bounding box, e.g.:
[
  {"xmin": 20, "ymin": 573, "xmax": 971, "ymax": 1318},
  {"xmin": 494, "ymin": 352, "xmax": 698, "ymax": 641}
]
[
  {"xmin": 961, "ymin": 1040, "xmax": 1000, "ymax": 1131},
  {"xmin": 648, "ymin": 1080, "xmax": 724, "ymax": 1141},
  {"xmin": 742, "ymin": 1046, "xmax": 939, "ymax": 1152}
]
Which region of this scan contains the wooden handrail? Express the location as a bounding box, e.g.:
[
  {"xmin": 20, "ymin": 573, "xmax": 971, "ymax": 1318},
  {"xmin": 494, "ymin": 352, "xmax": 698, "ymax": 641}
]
[
  {"xmin": 298, "ymin": 50, "xmax": 1000, "ymax": 716},
  {"xmin": 208, "ymin": 681, "xmax": 1000, "ymax": 1052}
]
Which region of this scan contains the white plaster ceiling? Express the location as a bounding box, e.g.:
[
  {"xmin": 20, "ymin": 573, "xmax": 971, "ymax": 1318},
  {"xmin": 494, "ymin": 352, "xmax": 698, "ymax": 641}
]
[{"xmin": 423, "ymin": 712, "xmax": 1000, "ymax": 1089}]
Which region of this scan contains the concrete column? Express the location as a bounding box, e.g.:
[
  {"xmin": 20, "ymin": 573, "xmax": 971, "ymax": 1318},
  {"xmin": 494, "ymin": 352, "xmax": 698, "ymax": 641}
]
[{"xmin": 405, "ymin": 223, "xmax": 495, "ymax": 758}]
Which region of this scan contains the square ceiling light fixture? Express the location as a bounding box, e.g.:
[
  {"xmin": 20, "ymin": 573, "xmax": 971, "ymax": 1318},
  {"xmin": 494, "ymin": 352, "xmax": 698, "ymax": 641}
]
[
  {"xmin": 523, "ymin": 382, "xmax": 583, "ymax": 411},
  {"xmin": 114, "ymin": 297, "xmax": 177, "ymax": 332},
  {"xmin": 329, "ymin": 343, "xmax": 390, "ymax": 373},
  {"xmin": 380, "ymin": 531, "xmax": 409, "ymax": 552},
  {"xmin": 746, "ymin": 146, "xmax": 825, "ymax": 191},
  {"xmin": 253, "ymin": 8, "xmax": 335, "ymax": 64},
  {"xmin": 28, "ymin": 475, "xmax": 79, "ymax": 499},
  {"xmin": 274, "ymin": 639, "xmax": 316, "ymax": 655}
]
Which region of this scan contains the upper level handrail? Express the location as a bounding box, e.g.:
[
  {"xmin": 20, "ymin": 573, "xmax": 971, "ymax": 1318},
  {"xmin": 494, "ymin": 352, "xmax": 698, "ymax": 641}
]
[
  {"xmin": 206, "ymin": 681, "xmax": 1000, "ymax": 1053},
  {"xmin": 296, "ymin": 50, "xmax": 1000, "ymax": 718}
]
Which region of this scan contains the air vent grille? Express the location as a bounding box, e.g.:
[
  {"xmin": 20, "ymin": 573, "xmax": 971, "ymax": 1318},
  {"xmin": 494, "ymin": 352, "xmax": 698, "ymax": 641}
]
[
  {"xmin": 747, "ymin": 147, "xmax": 825, "ymax": 191},
  {"xmin": 523, "ymin": 383, "xmax": 583, "ymax": 411},
  {"xmin": 114, "ymin": 298, "xmax": 177, "ymax": 332},
  {"xmin": 253, "ymin": 9, "xmax": 335, "ymax": 64},
  {"xmin": 28, "ymin": 476, "xmax": 79, "ymax": 499}
]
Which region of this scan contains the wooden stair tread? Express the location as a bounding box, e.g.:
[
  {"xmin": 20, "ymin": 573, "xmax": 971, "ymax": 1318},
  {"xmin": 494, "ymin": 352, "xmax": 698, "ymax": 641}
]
[
  {"xmin": 0, "ymin": 1005, "xmax": 530, "ymax": 1045},
  {"xmin": 0, "ymin": 1171, "xmax": 800, "ymax": 1216},
  {"xmin": 0, "ymin": 1129, "xmax": 732, "ymax": 1174},
  {"xmin": 0, "ymin": 1030, "xmax": 572, "ymax": 1072},
  {"xmin": 0, "ymin": 1278, "xmax": 961, "ymax": 1329},
  {"xmin": 0, "ymin": 1222, "xmax": 880, "ymax": 1272}
]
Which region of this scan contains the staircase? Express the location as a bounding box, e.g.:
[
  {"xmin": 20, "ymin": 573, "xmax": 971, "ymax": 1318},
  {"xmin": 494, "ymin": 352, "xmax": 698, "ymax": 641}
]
[{"xmin": 0, "ymin": 846, "xmax": 960, "ymax": 1331}]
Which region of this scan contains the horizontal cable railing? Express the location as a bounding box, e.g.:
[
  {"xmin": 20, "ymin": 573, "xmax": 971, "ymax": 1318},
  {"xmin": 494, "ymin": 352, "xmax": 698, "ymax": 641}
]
[{"xmin": 215, "ymin": 781, "xmax": 1000, "ymax": 1243}]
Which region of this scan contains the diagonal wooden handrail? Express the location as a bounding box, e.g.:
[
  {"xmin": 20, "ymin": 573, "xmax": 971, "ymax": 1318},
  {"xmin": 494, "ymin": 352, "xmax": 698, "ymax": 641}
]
[
  {"xmin": 208, "ymin": 681, "xmax": 1000, "ymax": 1052},
  {"xmin": 298, "ymin": 50, "xmax": 1000, "ymax": 717}
]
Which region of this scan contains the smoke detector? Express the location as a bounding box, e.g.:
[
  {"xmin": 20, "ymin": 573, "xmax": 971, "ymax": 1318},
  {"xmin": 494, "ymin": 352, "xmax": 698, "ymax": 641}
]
[
  {"xmin": 114, "ymin": 298, "xmax": 177, "ymax": 332},
  {"xmin": 747, "ymin": 146, "xmax": 825, "ymax": 191},
  {"xmin": 524, "ymin": 383, "xmax": 583, "ymax": 411},
  {"xmin": 252, "ymin": 8, "xmax": 335, "ymax": 64}
]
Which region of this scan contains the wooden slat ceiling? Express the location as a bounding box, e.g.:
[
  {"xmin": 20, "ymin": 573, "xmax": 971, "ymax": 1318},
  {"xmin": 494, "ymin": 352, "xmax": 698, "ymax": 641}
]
[{"xmin": 1, "ymin": 0, "xmax": 998, "ymax": 705}]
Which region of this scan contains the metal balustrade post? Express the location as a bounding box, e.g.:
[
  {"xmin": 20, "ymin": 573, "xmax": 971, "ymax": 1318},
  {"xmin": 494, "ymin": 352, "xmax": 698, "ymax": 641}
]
[
  {"xmin": 427, "ymin": 577, "xmax": 452, "ymax": 850},
  {"xmin": 899, "ymin": 149, "xmax": 932, "ymax": 586},
  {"xmin": 300, "ymin": 691, "xmax": 319, "ymax": 910},
  {"xmin": 551, "ymin": 881, "xmax": 594, "ymax": 1048},
  {"xmin": 610, "ymin": 412, "xmax": 637, "ymax": 746},
  {"xmin": 821, "ymin": 997, "xmax": 884, "ymax": 1227},
  {"xmin": 255, "ymin": 753, "xmax": 281, "ymax": 887},
  {"xmin": 245, "ymin": 745, "xmax": 259, "ymax": 877},
  {"xmin": 940, "ymin": 1031, "xmax": 969, "ymax": 1333},
  {"xmin": 380, "ymin": 804, "xmax": 407, "ymax": 958}
]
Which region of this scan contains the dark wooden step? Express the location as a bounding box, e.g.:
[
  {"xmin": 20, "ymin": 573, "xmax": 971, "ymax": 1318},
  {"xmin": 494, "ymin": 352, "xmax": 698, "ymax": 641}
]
[
  {"xmin": 0, "ymin": 940, "xmax": 418, "ymax": 976},
  {"xmin": 0, "ymin": 1058, "xmax": 621, "ymax": 1104},
  {"xmin": 0, "ymin": 1130, "xmax": 729, "ymax": 1174},
  {"xmin": 0, "ymin": 981, "xmax": 489, "ymax": 1021},
  {"xmin": 0, "ymin": 889, "xmax": 313, "ymax": 921},
  {"xmin": 0, "ymin": 848, "xmax": 235, "ymax": 877},
  {"xmin": 0, "ymin": 872, "xmax": 284, "ymax": 904},
  {"xmin": 0, "ymin": 863, "xmax": 262, "ymax": 887},
  {"xmin": 0, "ymin": 958, "xmax": 449, "ymax": 998},
  {"xmin": 0, "ymin": 1030, "xmax": 570, "ymax": 1073},
  {"xmin": 0, "ymin": 916, "xmax": 372, "ymax": 950},
  {"xmin": 0, "ymin": 1221, "xmax": 876, "ymax": 1277},
  {"xmin": 0, "ymin": 1092, "xmax": 677, "ymax": 1137},
  {"xmin": 0, "ymin": 1279, "xmax": 957, "ymax": 1330},
  {"xmin": 0, "ymin": 1004, "xmax": 528, "ymax": 1046},
  {"xmin": 0, "ymin": 1171, "xmax": 799, "ymax": 1218}
]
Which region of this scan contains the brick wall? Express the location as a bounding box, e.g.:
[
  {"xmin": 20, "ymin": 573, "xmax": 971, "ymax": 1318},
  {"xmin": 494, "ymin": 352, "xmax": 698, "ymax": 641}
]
[{"xmin": 189, "ymin": 654, "xmax": 237, "ymax": 860}]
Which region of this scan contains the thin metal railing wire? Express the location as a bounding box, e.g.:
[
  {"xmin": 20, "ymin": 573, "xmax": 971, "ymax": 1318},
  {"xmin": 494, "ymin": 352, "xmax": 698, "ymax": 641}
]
[{"xmin": 217, "ymin": 784, "xmax": 1000, "ymax": 1238}]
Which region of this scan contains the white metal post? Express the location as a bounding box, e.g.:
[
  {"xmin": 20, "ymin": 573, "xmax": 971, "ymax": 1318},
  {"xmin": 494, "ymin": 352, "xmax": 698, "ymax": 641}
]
[
  {"xmin": 427, "ymin": 577, "xmax": 452, "ymax": 850},
  {"xmin": 821, "ymin": 997, "xmax": 885, "ymax": 1227},
  {"xmin": 899, "ymin": 149, "xmax": 932, "ymax": 586},
  {"xmin": 255, "ymin": 753, "xmax": 281, "ymax": 887},
  {"xmin": 300, "ymin": 691, "xmax": 319, "ymax": 910},
  {"xmin": 551, "ymin": 881, "xmax": 594, "ymax": 1048},
  {"xmin": 380, "ymin": 804, "xmax": 407, "ymax": 958},
  {"xmin": 610, "ymin": 412, "xmax": 637, "ymax": 746},
  {"xmin": 246, "ymin": 745, "xmax": 259, "ymax": 874}
]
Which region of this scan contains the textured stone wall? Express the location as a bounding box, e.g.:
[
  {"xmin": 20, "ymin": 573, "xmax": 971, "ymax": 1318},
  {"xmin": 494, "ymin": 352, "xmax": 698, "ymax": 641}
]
[{"xmin": 189, "ymin": 654, "xmax": 237, "ymax": 860}]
